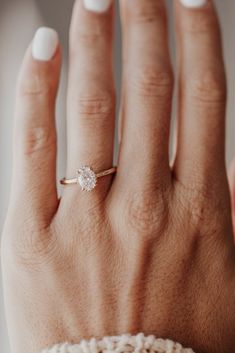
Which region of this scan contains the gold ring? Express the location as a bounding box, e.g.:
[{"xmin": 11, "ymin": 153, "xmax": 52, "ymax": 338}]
[{"xmin": 60, "ymin": 166, "xmax": 117, "ymax": 192}]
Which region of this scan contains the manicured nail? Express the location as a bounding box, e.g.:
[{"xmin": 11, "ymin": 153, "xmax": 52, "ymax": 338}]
[
  {"xmin": 32, "ymin": 27, "xmax": 59, "ymax": 61},
  {"xmin": 83, "ymin": 0, "xmax": 112, "ymax": 13},
  {"xmin": 180, "ymin": 0, "xmax": 207, "ymax": 8}
]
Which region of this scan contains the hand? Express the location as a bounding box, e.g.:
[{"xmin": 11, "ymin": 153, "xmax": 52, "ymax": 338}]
[{"xmin": 2, "ymin": 1, "xmax": 235, "ymax": 353}]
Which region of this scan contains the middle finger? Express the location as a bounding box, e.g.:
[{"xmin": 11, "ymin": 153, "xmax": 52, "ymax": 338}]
[{"xmin": 118, "ymin": 0, "xmax": 174, "ymax": 191}]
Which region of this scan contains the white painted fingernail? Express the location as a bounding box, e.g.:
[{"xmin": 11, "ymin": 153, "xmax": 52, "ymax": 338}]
[
  {"xmin": 83, "ymin": 0, "xmax": 112, "ymax": 13},
  {"xmin": 180, "ymin": 0, "xmax": 207, "ymax": 8},
  {"xmin": 32, "ymin": 27, "xmax": 59, "ymax": 61}
]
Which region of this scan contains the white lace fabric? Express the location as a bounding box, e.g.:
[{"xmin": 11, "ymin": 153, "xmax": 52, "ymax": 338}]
[{"xmin": 41, "ymin": 333, "xmax": 195, "ymax": 353}]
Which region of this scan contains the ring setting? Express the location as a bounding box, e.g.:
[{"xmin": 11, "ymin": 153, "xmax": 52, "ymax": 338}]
[
  {"xmin": 60, "ymin": 166, "xmax": 117, "ymax": 192},
  {"xmin": 77, "ymin": 166, "xmax": 97, "ymax": 192}
]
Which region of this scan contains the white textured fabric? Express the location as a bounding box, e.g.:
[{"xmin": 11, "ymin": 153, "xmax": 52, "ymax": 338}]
[{"xmin": 41, "ymin": 333, "xmax": 195, "ymax": 353}]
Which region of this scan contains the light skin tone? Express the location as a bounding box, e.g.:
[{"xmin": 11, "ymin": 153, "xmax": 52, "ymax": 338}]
[
  {"xmin": 229, "ymin": 161, "xmax": 235, "ymax": 231},
  {"xmin": 1, "ymin": 1, "xmax": 235, "ymax": 353}
]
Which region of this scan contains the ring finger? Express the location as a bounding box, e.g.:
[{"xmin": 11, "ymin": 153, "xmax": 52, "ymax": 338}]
[{"xmin": 66, "ymin": 0, "xmax": 115, "ymax": 197}]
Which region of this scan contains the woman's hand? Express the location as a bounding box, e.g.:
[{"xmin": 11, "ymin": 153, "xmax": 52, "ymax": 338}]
[{"xmin": 2, "ymin": 1, "xmax": 235, "ymax": 353}]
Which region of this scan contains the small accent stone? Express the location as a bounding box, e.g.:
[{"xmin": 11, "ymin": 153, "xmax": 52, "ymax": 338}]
[{"xmin": 77, "ymin": 166, "xmax": 97, "ymax": 192}]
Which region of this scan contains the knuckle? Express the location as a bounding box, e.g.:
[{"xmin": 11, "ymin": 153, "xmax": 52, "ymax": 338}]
[
  {"xmin": 130, "ymin": 66, "xmax": 173, "ymax": 99},
  {"xmin": 71, "ymin": 25, "xmax": 112, "ymax": 51},
  {"xmin": 175, "ymin": 186, "xmax": 208, "ymax": 234},
  {"xmin": 176, "ymin": 180, "xmax": 229, "ymax": 237},
  {"xmin": 71, "ymin": 90, "xmax": 115, "ymax": 122},
  {"xmin": 124, "ymin": 190, "xmax": 169, "ymax": 238},
  {"xmin": 19, "ymin": 125, "xmax": 56, "ymax": 156},
  {"xmin": 2, "ymin": 225, "xmax": 58, "ymax": 271},
  {"xmin": 18, "ymin": 73, "xmax": 54, "ymax": 99},
  {"xmin": 188, "ymin": 70, "xmax": 226, "ymax": 104},
  {"xmin": 78, "ymin": 32, "xmax": 101, "ymax": 47},
  {"xmin": 182, "ymin": 10, "xmax": 218, "ymax": 34},
  {"xmin": 130, "ymin": 1, "xmax": 166, "ymax": 25},
  {"xmin": 189, "ymin": 194, "xmax": 212, "ymax": 231},
  {"xmin": 77, "ymin": 31, "xmax": 108, "ymax": 48}
]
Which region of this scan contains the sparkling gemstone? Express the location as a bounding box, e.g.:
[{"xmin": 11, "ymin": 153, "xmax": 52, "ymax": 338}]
[{"xmin": 77, "ymin": 166, "xmax": 97, "ymax": 192}]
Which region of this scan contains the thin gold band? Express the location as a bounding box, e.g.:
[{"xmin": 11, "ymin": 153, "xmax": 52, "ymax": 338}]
[{"xmin": 60, "ymin": 167, "xmax": 117, "ymax": 186}]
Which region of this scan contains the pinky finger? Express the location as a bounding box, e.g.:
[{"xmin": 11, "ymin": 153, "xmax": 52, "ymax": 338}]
[{"xmin": 10, "ymin": 27, "xmax": 61, "ymax": 225}]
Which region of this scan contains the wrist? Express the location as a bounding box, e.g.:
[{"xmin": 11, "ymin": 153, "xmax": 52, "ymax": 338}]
[{"xmin": 41, "ymin": 333, "xmax": 194, "ymax": 353}]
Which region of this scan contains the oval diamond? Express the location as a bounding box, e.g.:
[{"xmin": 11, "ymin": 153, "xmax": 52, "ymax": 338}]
[{"xmin": 77, "ymin": 166, "xmax": 97, "ymax": 192}]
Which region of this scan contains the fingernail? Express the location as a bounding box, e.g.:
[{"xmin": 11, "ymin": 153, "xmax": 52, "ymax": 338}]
[
  {"xmin": 32, "ymin": 27, "xmax": 59, "ymax": 61},
  {"xmin": 180, "ymin": 0, "xmax": 207, "ymax": 8},
  {"xmin": 83, "ymin": 0, "xmax": 112, "ymax": 13}
]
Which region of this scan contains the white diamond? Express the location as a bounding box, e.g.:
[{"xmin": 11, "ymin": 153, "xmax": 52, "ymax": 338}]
[{"xmin": 77, "ymin": 166, "xmax": 97, "ymax": 192}]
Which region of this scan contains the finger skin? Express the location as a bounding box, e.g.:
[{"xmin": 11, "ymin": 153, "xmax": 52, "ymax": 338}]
[
  {"xmin": 66, "ymin": 0, "xmax": 115, "ymax": 188},
  {"xmin": 10, "ymin": 43, "xmax": 61, "ymax": 225},
  {"xmin": 174, "ymin": 0, "xmax": 227, "ymax": 185},
  {"xmin": 229, "ymin": 159, "xmax": 235, "ymax": 235},
  {"xmin": 117, "ymin": 0, "xmax": 173, "ymax": 192}
]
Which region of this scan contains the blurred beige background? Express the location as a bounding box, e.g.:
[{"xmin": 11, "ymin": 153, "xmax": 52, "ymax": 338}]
[{"xmin": 0, "ymin": 1, "xmax": 234, "ymax": 352}]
